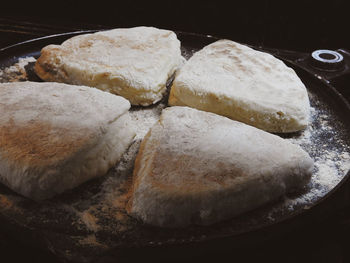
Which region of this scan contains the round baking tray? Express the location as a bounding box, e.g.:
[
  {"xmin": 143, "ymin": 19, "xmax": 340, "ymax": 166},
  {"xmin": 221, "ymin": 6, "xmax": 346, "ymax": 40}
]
[{"xmin": 0, "ymin": 30, "xmax": 349, "ymax": 263}]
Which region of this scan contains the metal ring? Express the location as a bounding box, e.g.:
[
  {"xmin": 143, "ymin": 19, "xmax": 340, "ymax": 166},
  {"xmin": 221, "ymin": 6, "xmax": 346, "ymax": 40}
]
[{"xmin": 311, "ymin": 49, "xmax": 343, "ymax": 64}]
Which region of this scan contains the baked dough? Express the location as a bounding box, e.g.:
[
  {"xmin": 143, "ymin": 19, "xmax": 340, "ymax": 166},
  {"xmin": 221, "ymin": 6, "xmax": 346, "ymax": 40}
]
[
  {"xmin": 0, "ymin": 81, "xmax": 135, "ymax": 201},
  {"xmin": 169, "ymin": 39, "xmax": 310, "ymax": 133},
  {"xmin": 35, "ymin": 26, "xmax": 184, "ymax": 106},
  {"xmin": 127, "ymin": 106, "xmax": 313, "ymax": 227}
]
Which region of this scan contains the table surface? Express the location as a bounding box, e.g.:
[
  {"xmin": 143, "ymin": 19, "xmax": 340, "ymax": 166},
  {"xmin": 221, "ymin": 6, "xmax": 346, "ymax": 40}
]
[{"xmin": 0, "ymin": 14, "xmax": 350, "ymax": 263}]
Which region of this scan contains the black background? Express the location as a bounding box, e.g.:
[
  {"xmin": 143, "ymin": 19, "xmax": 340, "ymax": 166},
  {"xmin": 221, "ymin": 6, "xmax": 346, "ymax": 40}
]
[
  {"xmin": 1, "ymin": 0, "xmax": 349, "ymax": 51},
  {"xmin": 1, "ymin": 1, "xmax": 350, "ymax": 262}
]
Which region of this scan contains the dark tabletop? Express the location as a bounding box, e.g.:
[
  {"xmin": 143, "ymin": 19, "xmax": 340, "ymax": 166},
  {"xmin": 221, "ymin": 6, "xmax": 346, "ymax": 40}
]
[{"xmin": 1, "ymin": 2, "xmax": 350, "ymax": 262}]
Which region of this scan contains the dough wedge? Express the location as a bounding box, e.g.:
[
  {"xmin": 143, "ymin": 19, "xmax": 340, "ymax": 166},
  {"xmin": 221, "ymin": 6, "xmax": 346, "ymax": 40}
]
[
  {"xmin": 169, "ymin": 40, "xmax": 310, "ymax": 132},
  {"xmin": 0, "ymin": 81, "xmax": 135, "ymax": 201},
  {"xmin": 35, "ymin": 27, "xmax": 184, "ymax": 106},
  {"xmin": 127, "ymin": 106, "xmax": 313, "ymax": 227}
]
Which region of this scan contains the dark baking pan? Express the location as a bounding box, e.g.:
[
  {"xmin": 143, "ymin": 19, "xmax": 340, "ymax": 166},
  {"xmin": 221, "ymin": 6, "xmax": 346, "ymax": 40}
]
[{"xmin": 0, "ymin": 30, "xmax": 350, "ymax": 263}]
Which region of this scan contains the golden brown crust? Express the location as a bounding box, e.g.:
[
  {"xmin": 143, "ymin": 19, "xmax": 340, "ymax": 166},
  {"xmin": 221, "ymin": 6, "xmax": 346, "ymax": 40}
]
[
  {"xmin": 0, "ymin": 81, "xmax": 134, "ymax": 201},
  {"xmin": 0, "ymin": 119, "xmax": 89, "ymax": 167},
  {"xmin": 126, "ymin": 128, "xmax": 153, "ymax": 213},
  {"xmin": 34, "ymin": 45, "xmax": 67, "ymax": 82},
  {"xmin": 34, "ymin": 60, "xmax": 55, "ymax": 82}
]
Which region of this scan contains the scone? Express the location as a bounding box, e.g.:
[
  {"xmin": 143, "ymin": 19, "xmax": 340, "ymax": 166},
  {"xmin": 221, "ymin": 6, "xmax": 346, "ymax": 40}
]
[
  {"xmin": 127, "ymin": 106, "xmax": 313, "ymax": 227},
  {"xmin": 0, "ymin": 81, "xmax": 135, "ymax": 201},
  {"xmin": 169, "ymin": 39, "xmax": 310, "ymax": 133},
  {"xmin": 35, "ymin": 26, "xmax": 184, "ymax": 106}
]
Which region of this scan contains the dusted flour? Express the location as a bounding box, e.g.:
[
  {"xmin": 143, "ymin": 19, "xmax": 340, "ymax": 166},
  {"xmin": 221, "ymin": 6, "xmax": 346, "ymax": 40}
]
[
  {"xmin": 0, "ymin": 56, "xmax": 36, "ymax": 82},
  {"xmin": 0, "ymin": 54, "xmax": 349, "ymax": 254}
]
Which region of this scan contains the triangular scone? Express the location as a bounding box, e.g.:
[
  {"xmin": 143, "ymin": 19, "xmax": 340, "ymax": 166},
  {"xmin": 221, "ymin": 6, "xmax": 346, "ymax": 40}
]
[
  {"xmin": 0, "ymin": 82, "xmax": 135, "ymax": 201},
  {"xmin": 127, "ymin": 106, "xmax": 313, "ymax": 227},
  {"xmin": 35, "ymin": 27, "xmax": 184, "ymax": 106},
  {"xmin": 169, "ymin": 40, "xmax": 310, "ymax": 133}
]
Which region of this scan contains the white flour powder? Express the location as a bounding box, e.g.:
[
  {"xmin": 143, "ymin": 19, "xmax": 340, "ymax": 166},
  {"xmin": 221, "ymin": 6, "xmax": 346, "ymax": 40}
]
[
  {"xmin": 0, "ymin": 56, "xmax": 36, "ymax": 82},
  {"xmin": 0, "ymin": 56, "xmax": 349, "ymax": 226},
  {"xmin": 277, "ymin": 102, "xmax": 350, "ymax": 214}
]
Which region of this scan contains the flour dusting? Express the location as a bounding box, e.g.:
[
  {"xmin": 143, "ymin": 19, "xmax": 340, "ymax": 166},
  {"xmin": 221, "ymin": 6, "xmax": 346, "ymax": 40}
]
[
  {"xmin": 0, "ymin": 54, "xmax": 349, "ymax": 255},
  {"xmin": 270, "ymin": 98, "xmax": 350, "ymax": 217},
  {"xmin": 0, "ymin": 56, "xmax": 36, "ymax": 82},
  {"xmin": 129, "ymin": 103, "xmax": 165, "ymax": 140}
]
